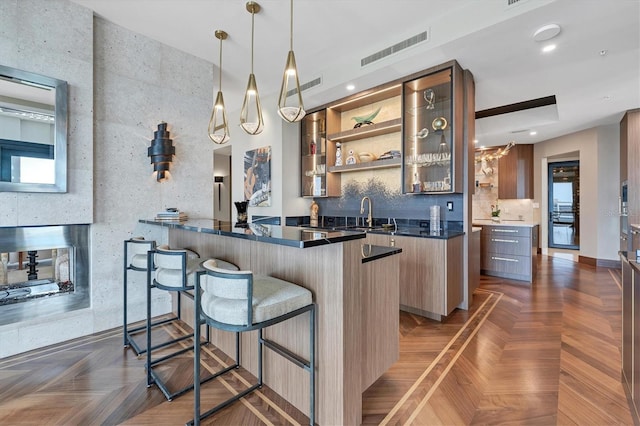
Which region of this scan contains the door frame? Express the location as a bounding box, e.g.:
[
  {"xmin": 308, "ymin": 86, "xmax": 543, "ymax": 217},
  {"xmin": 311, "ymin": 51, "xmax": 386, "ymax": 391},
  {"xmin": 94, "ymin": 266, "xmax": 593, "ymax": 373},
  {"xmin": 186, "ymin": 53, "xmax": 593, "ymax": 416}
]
[{"xmin": 547, "ymin": 160, "xmax": 579, "ymax": 249}]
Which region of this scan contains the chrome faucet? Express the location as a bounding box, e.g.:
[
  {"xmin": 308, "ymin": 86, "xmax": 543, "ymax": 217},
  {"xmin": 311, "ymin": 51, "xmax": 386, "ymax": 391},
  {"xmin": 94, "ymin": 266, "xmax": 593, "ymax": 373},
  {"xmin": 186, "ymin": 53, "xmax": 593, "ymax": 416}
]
[{"xmin": 360, "ymin": 196, "xmax": 373, "ymax": 227}]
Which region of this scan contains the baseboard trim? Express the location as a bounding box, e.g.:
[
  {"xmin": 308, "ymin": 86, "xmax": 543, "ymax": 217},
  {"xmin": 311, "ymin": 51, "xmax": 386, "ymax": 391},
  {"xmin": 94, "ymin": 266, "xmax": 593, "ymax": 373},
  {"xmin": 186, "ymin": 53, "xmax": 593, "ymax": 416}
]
[{"xmin": 578, "ymin": 255, "xmax": 621, "ymax": 269}]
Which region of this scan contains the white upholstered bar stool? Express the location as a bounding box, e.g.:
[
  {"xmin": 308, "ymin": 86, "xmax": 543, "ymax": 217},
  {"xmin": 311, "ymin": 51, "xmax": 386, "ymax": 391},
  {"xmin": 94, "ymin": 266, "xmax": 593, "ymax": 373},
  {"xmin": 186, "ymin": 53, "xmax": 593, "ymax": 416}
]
[
  {"xmin": 145, "ymin": 245, "xmax": 239, "ymax": 401},
  {"xmin": 123, "ymin": 237, "xmax": 166, "ymax": 355},
  {"xmin": 189, "ymin": 260, "xmax": 316, "ymax": 426}
]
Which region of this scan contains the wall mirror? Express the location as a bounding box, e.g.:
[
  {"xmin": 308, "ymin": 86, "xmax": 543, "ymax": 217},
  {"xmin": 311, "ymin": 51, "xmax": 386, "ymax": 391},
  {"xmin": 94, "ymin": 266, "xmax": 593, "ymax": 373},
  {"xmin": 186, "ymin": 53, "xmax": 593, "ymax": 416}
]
[{"xmin": 0, "ymin": 64, "xmax": 67, "ymax": 192}]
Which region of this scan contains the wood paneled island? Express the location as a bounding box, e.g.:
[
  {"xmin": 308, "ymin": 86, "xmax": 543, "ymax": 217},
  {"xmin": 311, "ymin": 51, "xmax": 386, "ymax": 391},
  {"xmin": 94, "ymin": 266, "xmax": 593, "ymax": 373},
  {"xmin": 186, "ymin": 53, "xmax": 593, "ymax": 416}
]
[{"xmin": 141, "ymin": 219, "xmax": 401, "ymax": 425}]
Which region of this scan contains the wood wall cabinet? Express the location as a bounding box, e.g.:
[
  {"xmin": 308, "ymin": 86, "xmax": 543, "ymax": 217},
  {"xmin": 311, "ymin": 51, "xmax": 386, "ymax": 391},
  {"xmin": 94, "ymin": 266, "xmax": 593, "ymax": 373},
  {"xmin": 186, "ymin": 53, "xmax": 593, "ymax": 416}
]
[
  {"xmin": 480, "ymin": 224, "xmax": 538, "ymax": 283},
  {"xmin": 300, "ymin": 60, "xmax": 471, "ymax": 194},
  {"xmin": 498, "ymin": 144, "xmax": 533, "ymax": 199},
  {"xmin": 300, "ymin": 110, "xmax": 340, "ymax": 197},
  {"xmin": 621, "ymin": 254, "xmax": 640, "ymax": 423},
  {"xmin": 315, "ymin": 83, "xmax": 403, "ymax": 177},
  {"xmin": 402, "ymin": 64, "xmax": 464, "ymax": 194},
  {"xmin": 366, "ymin": 233, "xmax": 463, "ymax": 319},
  {"xmin": 622, "ymin": 110, "xmax": 640, "ymax": 241}
]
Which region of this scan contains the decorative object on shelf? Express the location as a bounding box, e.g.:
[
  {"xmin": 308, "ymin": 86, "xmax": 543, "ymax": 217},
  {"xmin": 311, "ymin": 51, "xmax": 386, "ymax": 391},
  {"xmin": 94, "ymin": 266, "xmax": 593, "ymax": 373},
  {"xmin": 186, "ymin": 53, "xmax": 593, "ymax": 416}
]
[
  {"xmin": 438, "ymin": 132, "xmax": 450, "ymax": 154},
  {"xmin": 413, "ymin": 172, "xmax": 421, "ymax": 193},
  {"xmin": 234, "ymin": 201, "xmax": 248, "ymax": 225},
  {"xmin": 240, "ymin": 1, "xmax": 264, "ymax": 135},
  {"xmin": 432, "ymin": 116, "xmax": 448, "ymax": 131},
  {"xmin": 352, "ymin": 106, "xmax": 381, "ymax": 128},
  {"xmin": 214, "ymin": 176, "xmax": 224, "ymax": 210},
  {"xmin": 310, "ymin": 200, "xmax": 319, "ymax": 227},
  {"xmin": 414, "ymin": 128, "xmax": 429, "ymax": 139},
  {"xmin": 208, "ymin": 30, "xmax": 230, "ymax": 144},
  {"xmin": 148, "ymin": 122, "xmax": 175, "ymax": 182},
  {"xmin": 310, "ymin": 140, "xmax": 316, "ymax": 155},
  {"xmin": 378, "ymin": 150, "xmax": 401, "ymax": 160},
  {"xmin": 345, "ymin": 149, "xmax": 358, "ymax": 165},
  {"xmin": 244, "ymin": 146, "xmax": 271, "ymax": 206},
  {"xmin": 424, "ymin": 89, "xmax": 435, "ymax": 109},
  {"xmin": 358, "ymin": 152, "xmax": 376, "ymax": 163},
  {"xmin": 277, "ymin": 0, "xmax": 305, "ymax": 123},
  {"xmin": 474, "ymin": 141, "xmax": 516, "ymax": 163},
  {"xmin": 335, "ymin": 142, "xmax": 342, "ymax": 166}
]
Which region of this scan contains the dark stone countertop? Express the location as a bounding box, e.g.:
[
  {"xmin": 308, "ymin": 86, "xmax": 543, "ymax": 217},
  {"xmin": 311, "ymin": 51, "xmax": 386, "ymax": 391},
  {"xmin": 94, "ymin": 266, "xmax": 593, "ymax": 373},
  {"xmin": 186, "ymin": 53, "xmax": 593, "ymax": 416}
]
[{"xmin": 140, "ymin": 218, "xmax": 367, "ymax": 249}]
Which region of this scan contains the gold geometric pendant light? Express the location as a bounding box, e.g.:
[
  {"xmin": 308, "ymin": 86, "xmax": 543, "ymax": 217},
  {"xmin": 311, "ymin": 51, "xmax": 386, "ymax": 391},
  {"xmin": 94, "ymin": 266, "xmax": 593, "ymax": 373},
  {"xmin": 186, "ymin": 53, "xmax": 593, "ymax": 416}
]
[
  {"xmin": 277, "ymin": 0, "xmax": 305, "ymax": 123},
  {"xmin": 240, "ymin": 1, "xmax": 264, "ymax": 135},
  {"xmin": 208, "ymin": 30, "xmax": 230, "ymax": 144}
]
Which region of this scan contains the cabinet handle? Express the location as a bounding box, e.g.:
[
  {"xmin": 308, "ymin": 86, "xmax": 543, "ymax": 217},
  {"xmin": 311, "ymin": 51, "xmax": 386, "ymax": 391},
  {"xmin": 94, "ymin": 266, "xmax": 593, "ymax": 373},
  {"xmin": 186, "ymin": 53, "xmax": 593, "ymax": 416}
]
[
  {"xmin": 493, "ymin": 229, "xmax": 518, "ymax": 233},
  {"xmin": 492, "ymin": 238, "xmax": 518, "ymax": 243},
  {"xmin": 390, "ymin": 238, "xmax": 395, "ymax": 247},
  {"xmin": 492, "ymin": 256, "xmax": 519, "ymax": 263},
  {"xmin": 621, "ymin": 236, "xmax": 627, "ymax": 241}
]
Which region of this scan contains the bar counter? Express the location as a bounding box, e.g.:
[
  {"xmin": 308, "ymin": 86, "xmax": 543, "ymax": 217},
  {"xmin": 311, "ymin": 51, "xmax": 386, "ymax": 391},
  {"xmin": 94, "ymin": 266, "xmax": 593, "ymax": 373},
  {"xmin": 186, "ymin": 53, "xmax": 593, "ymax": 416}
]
[{"xmin": 142, "ymin": 218, "xmax": 402, "ymax": 425}]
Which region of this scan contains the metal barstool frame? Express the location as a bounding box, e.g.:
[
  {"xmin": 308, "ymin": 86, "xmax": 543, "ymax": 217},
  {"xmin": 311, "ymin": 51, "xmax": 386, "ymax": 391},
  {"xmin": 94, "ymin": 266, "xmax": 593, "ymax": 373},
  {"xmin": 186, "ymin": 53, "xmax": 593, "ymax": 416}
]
[
  {"xmin": 188, "ymin": 268, "xmax": 316, "ymax": 426},
  {"xmin": 124, "ymin": 238, "xmax": 181, "ymax": 355},
  {"xmin": 145, "ymin": 248, "xmax": 215, "ymax": 401}
]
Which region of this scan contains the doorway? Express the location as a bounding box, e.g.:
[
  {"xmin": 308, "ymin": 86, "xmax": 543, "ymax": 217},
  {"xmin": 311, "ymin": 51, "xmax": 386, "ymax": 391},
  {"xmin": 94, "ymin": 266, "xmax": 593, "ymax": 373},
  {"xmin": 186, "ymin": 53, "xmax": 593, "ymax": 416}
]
[
  {"xmin": 548, "ymin": 161, "xmax": 579, "ymax": 249},
  {"xmin": 213, "ymin": 146, "xmax": 232, "ymax": 222}
]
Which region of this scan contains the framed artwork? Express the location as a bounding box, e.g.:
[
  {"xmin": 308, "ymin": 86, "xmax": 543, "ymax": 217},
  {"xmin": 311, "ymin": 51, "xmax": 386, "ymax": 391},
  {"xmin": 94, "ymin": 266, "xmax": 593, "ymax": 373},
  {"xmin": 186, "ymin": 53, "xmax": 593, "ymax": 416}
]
[{"xmin": 244, "ymin": 146, "xmax": 271, "ymax": 207}]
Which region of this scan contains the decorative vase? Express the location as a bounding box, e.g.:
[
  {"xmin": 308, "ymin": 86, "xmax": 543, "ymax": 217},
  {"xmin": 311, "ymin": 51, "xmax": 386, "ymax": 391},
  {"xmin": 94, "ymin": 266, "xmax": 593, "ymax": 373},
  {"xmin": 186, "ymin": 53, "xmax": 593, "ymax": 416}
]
[{"xmin": 234, "ymin": 201, "xmax": 248, "ymax": 225}]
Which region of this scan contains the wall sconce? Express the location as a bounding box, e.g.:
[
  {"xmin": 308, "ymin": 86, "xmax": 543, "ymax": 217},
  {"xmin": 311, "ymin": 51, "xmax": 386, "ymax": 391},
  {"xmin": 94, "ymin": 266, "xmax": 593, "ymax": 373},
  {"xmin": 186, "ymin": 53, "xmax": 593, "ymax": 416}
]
[
  {"xmin": 214, "ymin": 176, "xmax": 224, "ymax": 210},
  {"xmin": 148, "ymin": 122, "xmax": 175, "ymax": 182}
]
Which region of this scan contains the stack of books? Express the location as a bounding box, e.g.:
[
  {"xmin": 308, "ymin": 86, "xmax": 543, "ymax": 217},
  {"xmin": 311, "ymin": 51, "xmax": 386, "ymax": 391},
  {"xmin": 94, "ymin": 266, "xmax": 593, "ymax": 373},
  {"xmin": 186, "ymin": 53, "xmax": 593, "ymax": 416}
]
[{"xmin": 155, "ymin": 209, "xmax": 188, "ymax": 221}]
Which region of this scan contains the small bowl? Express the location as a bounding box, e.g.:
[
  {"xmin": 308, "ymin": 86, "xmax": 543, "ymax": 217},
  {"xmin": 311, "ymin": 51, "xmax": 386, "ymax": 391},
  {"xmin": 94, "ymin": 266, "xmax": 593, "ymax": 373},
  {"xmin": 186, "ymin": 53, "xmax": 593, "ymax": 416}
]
[{"xmin": 358, "ymin": 152, "xmax": 377, "ymax": 163}]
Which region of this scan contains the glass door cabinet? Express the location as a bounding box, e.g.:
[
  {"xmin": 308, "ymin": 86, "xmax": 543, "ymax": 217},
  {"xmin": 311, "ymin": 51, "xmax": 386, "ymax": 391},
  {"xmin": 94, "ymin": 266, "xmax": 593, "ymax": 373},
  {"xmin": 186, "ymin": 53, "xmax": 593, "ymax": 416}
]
[{"xmin": 402, "ymin": 65, "xmax": 463, "ymax": 194}]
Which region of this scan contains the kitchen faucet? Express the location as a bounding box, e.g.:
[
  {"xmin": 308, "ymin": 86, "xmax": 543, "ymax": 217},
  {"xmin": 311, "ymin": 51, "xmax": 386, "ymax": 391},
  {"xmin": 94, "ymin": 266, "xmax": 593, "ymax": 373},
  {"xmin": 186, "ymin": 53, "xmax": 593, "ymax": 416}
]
[{"xmin": 360, "ymin": 196, "xmax": 373, "ymax": 227}]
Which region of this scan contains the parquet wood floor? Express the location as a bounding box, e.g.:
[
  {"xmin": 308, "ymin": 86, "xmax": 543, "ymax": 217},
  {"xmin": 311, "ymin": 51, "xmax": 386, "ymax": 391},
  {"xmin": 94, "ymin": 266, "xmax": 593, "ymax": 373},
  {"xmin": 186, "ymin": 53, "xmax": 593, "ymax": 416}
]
[{"xmin": 0, "ymin": 256, "xmax": 634, "ymax": 425}]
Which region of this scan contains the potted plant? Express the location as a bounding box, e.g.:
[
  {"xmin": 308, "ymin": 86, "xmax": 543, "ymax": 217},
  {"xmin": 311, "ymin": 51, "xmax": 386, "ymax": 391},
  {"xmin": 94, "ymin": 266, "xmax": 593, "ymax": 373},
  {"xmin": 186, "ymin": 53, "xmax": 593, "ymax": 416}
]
[{"xmin": 491, "ymin": 203, "xmax": 501, "ymax": 222}]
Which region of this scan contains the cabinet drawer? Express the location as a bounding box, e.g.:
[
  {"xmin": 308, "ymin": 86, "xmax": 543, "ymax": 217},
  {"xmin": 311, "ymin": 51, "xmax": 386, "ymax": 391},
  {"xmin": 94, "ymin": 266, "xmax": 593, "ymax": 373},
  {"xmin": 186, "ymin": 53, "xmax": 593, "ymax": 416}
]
[
  {"xmin": 482, "ymin": 252, "xmax": 532, "ymax": 277},
  {"xmin": 483, "ymin": 235, "xmax": 531, "ymax": 256},
  {"xmin": 481, "ymin": 226, "xmax": 531, "ymax": 238}
]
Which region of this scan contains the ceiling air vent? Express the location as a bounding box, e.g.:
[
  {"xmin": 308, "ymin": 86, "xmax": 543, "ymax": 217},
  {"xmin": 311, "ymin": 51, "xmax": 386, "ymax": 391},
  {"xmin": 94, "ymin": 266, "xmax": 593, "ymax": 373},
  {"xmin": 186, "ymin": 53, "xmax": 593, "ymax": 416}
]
[
  {"xmin": 361, "ymin": 30, "xmax": 429, "ymax": 67},
  {"xmin": 286, "ymin": 76, "xmax": 322, "ymax": 97},
  {"xmin": 507, "ymin": 0, "xmax": 521, "ymax": 5}
]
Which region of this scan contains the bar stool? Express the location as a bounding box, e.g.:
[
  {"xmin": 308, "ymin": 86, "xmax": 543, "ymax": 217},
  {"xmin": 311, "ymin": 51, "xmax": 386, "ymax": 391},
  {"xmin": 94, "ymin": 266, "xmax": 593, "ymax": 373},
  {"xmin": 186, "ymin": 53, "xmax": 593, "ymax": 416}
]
[
  {"xmin": 146, "ymin": 245, "xmax": 239, "ymax": 401},
  {"xmin": 123, "ymin": 237, "xmax": 166, "ymax": 354},
  {"xmin": 189, "ymin": 260, "xmax": 316, "ymax": 426}
]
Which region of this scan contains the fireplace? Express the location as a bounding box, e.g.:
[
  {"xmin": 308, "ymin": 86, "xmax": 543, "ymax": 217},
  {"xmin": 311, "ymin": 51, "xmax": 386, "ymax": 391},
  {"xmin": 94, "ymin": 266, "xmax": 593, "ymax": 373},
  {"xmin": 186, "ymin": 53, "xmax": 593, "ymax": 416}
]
[{"xmin": 0, "ymin": 225, "xmax": 89, "ymax": 326}]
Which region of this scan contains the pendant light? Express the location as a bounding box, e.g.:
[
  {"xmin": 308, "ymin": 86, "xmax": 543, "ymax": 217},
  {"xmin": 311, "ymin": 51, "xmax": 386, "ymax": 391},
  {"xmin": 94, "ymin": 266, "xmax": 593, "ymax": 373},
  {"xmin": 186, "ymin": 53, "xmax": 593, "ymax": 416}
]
[
  {"xmin": 208, "ymin": 30, "xmax": 230, "ymax": 144},
  {"xmin": 240, "ymin": 1, "xmax": 264, "ymax": 135},
  {"xmin": 277, "ymin": 0, "xmax": 305, "ymax": 123}
]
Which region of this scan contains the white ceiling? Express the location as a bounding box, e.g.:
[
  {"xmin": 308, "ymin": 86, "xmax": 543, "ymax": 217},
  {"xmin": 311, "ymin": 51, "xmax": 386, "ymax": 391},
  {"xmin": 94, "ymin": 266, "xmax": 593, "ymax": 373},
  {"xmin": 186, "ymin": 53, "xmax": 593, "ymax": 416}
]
[{"xmin": 71, "ymin": 0, "xmax": 640, "ymax": 147}]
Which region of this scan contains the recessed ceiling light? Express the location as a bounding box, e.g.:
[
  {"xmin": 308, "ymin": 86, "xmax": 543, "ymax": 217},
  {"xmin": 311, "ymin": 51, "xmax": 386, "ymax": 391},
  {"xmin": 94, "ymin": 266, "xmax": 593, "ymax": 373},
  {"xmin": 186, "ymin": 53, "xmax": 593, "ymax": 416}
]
[
  {"xmin": 533, "ymin": 24, "xmax": 561, "ymax": 42},
  {"xmin": 529, "ymin": 131, "xmax": 537, "ymax": 136},
  {"xmin": 600, "ymin": 49, "xmax": 608, "ymax": 56},
  {"xmin": 542, "ymin": 44, "xmax": 556, "ymax": 53},
  {"xmin": 603, "ymin": 95, "xmax": 611, "ymax": 101},
  {"xmin": 346, "ymin": 84, "xmax": 355, "ymax": 91}
]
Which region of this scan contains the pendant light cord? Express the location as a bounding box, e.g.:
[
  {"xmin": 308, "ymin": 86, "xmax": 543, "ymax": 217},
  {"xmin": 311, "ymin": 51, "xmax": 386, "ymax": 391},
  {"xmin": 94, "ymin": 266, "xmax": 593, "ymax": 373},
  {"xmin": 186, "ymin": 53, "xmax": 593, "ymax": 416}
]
[
  {"xmin": 250, "ymin": 9, "xmax": 255, "ymax": 73},
  {"xmin": 218, "ymin": 37, "xmax": 223, "ymax": 89},
  {"xmin": 289, "ymin": 0, "xmax": 293, "ymax": 51}
]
